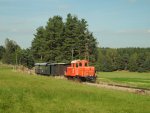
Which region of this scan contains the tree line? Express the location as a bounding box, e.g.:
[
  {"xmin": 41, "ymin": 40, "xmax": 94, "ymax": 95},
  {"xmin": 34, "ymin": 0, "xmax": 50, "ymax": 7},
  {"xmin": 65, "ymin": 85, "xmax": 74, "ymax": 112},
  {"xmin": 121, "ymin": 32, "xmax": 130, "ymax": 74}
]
[
  {"xmin": 0, "ymin": 14, "xmax": 149, "ymax": 72},
  {"xmin": 0, "ymin": 39, "xmax": 34, "ymax": 69},
  {"xmin": 96, "ymin": 48, "xmax": 150, "ymax": 72}
]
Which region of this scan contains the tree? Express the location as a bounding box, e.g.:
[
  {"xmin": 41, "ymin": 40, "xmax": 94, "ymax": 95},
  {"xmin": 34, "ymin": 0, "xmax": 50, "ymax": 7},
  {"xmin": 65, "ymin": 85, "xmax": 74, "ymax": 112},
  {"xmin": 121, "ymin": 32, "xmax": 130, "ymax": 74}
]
[
  {"xmin": 0, "ymin": 46, "xmax": 5, "ymax": 60},
  {"xmin": 63, "ymin": 14, "xmax": 84, "ymax": 62},
  {"xmin": 94, "ymin": 47, "xmax": 150, "ymax": 72},
  {"xmin": 63, "ymin": 14, "xmax": 98, "ymax": 63},
  {"xmin": 143, "ymin": 52, "xmax": 150, "ymax": 72},
  {"xmin": 20, "ymin": 49, "xmax": 34, "ymax": 69},
  {"xmin": 32, "ymin": 26, "xmax": 46, "ymax": 62},
  {"xmin": 95, "ymin": 48, "xmax": 104, "ymax": 71},
  {"xmin": 128, "ymin": 53, "xmax": 138, "ymax": 72},
  {"xmin": 2, "ymin": 38, "xmax": 20, "ymax": 64},
  {"xmin": 31, "ymin": 14, "xmax": 98, "ymax": 64},
  {"xmin": 44, "ymin": 16, "xmax": 64, "ymax": 62},
  {"xmin": 137, "ymin": 52, "xmax": 147, "ymax": 72}
]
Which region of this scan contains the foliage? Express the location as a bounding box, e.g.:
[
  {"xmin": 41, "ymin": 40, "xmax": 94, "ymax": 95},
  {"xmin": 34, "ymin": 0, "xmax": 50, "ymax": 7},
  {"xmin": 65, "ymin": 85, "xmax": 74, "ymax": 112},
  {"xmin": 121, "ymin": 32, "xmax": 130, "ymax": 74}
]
[
  {"xmin": 0, "ymin": 46, "xmax": 5, "ymax": 60},
  {"xmin": 0, "ymin": 66, "xmax": 150, "ymax": 113},
  {"xmin": 31, "ymin": 14, "xmax": 98, "ymax": 63},
  {"xmin": 2, "ymin": 38, "xmax": 20, "ymax": 64},
  {"xmin": 96, "ymin": 48, "xmax": 150, "ymax": 72},
  {"xmin": 1, "ymin": 38, "xmax": 34, "ymax": 69},
  {"xmin": 19, "ymin": 49, "xmax": 34, "ymax": 69},
  {"xmin": 31, "ymin": 26, "xmax": 46, "ymax": 62}
]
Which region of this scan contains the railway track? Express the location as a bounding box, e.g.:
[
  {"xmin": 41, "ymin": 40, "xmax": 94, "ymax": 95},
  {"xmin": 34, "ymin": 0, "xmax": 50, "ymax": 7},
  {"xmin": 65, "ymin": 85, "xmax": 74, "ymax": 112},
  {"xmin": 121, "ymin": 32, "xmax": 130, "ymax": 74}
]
[
  {"xmin": 49, "ymin": 76, "xmax": 150, "ymax": 95},
  {"xmin": 84, "ymin": 82, "xmax": 150, "ymax": 95}
]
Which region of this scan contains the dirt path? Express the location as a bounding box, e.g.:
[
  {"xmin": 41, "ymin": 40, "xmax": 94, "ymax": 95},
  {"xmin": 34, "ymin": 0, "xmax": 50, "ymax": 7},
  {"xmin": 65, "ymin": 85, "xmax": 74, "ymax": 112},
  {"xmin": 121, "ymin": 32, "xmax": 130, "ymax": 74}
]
[{"xmin": 84, "ymin": 82, "xmax": 150, "ymax": 95}]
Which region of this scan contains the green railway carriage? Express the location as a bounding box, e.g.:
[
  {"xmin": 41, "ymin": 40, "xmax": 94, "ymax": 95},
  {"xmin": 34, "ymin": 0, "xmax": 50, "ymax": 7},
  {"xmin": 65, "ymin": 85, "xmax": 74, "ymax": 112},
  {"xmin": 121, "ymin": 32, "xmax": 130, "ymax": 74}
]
[{"xmin": 35, "ymin": 63, "xmax": 70, "ymax": 76}]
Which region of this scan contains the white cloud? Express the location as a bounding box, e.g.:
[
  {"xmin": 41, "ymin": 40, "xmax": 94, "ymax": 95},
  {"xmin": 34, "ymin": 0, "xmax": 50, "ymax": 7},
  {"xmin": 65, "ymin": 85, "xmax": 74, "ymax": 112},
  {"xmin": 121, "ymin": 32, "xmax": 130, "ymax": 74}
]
[{"xmin": 147, "ymin": 29, "xmax": 150, "ymax": 33}]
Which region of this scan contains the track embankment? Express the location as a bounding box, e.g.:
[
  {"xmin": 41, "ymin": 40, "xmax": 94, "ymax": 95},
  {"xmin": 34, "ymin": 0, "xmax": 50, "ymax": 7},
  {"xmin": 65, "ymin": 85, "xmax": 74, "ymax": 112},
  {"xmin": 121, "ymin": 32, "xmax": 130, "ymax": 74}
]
[
  {"xmin": 84, "ymin": 82, "xmax": 150, "ymax": 95},
  {"xmin": 54, "ymin": 76, "xmax": 150, "ymax": 95}
]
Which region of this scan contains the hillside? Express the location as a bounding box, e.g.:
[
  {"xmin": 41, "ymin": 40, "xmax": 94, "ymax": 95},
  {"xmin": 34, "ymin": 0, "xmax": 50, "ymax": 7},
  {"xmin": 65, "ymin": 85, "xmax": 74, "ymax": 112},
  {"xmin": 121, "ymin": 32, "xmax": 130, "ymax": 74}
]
[{"xmin": 0, "ymin": 66, "xmax": 150, "ymax": 113}]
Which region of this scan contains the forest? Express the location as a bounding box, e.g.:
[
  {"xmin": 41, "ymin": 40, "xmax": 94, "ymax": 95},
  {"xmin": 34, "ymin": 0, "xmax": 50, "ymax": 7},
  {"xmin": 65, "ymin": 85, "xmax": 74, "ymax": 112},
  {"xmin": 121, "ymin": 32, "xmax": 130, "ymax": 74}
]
[
  {"xmin": 96, "ymin": 47, "xmax": 150, "ymax": 72},
  {"xmin": 0, "ymin": 14, "xmax": 150, "ymax": 72}
]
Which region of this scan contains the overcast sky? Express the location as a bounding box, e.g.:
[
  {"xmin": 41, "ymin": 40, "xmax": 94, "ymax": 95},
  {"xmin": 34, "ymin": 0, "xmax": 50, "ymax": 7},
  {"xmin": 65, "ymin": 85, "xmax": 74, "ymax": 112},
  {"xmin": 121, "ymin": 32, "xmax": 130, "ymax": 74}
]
[{"xmin": 0, "ymin": 0, "xmax": 150, "ymax": 48}]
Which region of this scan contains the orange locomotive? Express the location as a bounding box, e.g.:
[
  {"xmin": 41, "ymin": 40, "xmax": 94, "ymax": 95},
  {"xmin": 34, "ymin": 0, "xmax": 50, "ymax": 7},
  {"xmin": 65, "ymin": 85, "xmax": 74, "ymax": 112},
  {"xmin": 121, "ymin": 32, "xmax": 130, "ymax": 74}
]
[{"xmin": 65, "ymin": 60, "xmax": 96, "ymax": 82}]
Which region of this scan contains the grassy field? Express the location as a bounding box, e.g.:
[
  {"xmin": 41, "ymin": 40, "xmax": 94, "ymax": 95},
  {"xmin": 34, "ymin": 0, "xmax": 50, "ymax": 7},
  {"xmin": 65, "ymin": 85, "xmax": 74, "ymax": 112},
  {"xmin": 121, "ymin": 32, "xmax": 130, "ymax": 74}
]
[
  {"xmin": 97, "ymin": 72, "xmax": 150, "ymax": 89},
  {"xmin": 0, "ymin": 66, "xmax": 150, "ymax": 113}
]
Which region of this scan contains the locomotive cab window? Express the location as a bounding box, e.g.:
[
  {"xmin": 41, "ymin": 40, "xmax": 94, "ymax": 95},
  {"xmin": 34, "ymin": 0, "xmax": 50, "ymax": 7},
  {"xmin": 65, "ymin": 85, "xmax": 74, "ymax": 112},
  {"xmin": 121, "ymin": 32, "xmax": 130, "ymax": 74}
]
[
  {"xmin": 79, "ymin": 63, "xmax": 82, "ymax": 67},
  {"xmin": 85, "ymin": 62, "xmax": 88, "ymax": 66},
  {"xmin": 72, "ymin": 63, "xmax": 75, "ymax": 67},
  {"xmin": 76, "ymin": 63, "xmax": 78, "ymax": 67}
]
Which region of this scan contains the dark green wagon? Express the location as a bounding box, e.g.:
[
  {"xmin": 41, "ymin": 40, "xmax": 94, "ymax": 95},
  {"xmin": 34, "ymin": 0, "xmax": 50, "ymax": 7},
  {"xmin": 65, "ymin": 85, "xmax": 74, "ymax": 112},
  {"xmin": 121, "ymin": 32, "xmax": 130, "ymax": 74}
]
[{"xmin": 35, "ymin": 63, "xmax": 70, "ymax": 76}]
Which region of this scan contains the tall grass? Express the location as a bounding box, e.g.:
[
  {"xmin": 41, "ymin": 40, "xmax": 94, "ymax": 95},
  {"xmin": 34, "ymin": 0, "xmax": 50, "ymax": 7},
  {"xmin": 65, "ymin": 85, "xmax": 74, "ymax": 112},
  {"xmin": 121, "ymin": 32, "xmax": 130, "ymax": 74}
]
[{"xmin": 0, "ymin": 67, "xmax": 150, "ymax": 113}]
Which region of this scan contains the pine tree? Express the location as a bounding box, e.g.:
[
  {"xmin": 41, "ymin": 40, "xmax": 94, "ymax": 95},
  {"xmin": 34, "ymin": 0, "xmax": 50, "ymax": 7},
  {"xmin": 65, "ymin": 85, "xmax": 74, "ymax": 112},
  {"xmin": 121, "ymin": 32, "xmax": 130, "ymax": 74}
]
[
  {"xmin": 44, "ymin": 16, "xmax": 64, "ymax": 62},
  {"xmin": 2, "ymin": 38, "xmax": 20, "ymax": 64},
  {"xmin": 128, "ymin": 53, "xmax": 138, "ymax": 72},
  {"xmin": 0, "ymin": 46, "xmax": 5, "ymax": 60},
  {"xmin": 31, "ymin": 14, "xmax": 98, "ymax": 63},
  {"xmin": 32, "ymin": 26, "xmax": 46, "ymax": 62}
]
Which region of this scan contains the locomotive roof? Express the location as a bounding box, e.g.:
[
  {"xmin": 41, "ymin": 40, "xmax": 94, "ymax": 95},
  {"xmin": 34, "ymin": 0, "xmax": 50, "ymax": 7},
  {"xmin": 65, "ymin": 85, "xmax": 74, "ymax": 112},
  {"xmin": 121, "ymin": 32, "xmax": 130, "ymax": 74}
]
[
  {"xmin": 35, "ymin": 63, "xmax": 48, "ymax": 66},
  {"xmin": 71, "ymin": 60, "xmax": 88, "ymax": 63}
]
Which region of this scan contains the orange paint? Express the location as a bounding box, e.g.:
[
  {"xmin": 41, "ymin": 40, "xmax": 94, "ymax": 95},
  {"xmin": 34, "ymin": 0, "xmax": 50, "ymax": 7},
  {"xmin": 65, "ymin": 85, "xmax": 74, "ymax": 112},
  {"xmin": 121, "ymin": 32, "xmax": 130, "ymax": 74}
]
[{"xmin": 65, "ymin": 60, "xmax": 96, "ymax": 79}]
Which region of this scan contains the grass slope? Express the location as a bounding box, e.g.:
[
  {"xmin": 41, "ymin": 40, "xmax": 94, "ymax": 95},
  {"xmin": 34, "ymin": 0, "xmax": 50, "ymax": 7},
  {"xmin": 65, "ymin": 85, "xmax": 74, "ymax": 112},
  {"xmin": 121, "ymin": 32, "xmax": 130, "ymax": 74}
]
[
  {"xmin": 0, "ymin": 66, "xmax": 150, "ymax": 113},
  {"xmin": 97, "ymin": 72, "xmax": 150, "ymax": 89}
]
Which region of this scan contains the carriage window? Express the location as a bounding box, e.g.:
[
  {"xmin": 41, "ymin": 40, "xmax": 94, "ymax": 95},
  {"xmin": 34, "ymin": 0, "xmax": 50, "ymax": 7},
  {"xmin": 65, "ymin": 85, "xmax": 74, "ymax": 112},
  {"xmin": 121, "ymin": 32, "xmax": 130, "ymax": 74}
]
[{"xmin": 79, "ymin": 63, "xmax": 82, "ymax": 67}]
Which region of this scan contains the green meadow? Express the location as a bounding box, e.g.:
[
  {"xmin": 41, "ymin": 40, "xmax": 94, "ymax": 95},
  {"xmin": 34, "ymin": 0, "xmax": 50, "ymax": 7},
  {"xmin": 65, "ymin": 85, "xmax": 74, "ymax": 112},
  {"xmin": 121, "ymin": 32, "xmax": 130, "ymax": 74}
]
[
  {"xmin": 0, "ymin": 66, "xmax": 150, "ymax": 113},
  {"xmin": 97, "ymin": 72, "xmax": 150, "ymax": 89}
]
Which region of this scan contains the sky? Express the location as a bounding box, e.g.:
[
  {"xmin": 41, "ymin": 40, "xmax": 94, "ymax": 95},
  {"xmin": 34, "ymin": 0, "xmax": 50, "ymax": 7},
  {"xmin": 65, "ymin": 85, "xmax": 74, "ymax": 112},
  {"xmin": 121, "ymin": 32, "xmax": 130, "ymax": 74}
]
[{"xmin": 0, "ymin": 0, "xmax": 150, "ymax": 48}]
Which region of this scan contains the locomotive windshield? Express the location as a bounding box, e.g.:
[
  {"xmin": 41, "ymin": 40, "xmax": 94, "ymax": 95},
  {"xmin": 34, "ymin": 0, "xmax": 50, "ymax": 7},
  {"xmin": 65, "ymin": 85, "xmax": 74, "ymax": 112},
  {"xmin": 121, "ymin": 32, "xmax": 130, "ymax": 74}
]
[
  {"xmin": 76, "ymin": 63, "xmax": 78, "ymax": 67},
  {"xmin": 85, "ymin": 62, "xmax": 88, "ymax": 66},
  {"xmin": 71, "ymin": 60, "xmax": 89, "ymax": 67}
]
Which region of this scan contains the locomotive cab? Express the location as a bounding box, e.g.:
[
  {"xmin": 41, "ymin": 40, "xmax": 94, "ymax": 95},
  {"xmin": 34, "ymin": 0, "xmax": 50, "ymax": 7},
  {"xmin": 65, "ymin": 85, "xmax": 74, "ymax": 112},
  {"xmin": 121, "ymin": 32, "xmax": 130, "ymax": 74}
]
[{"xmin": 65, "ymin": 60, "xmax": 96, "ymax": 82}]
